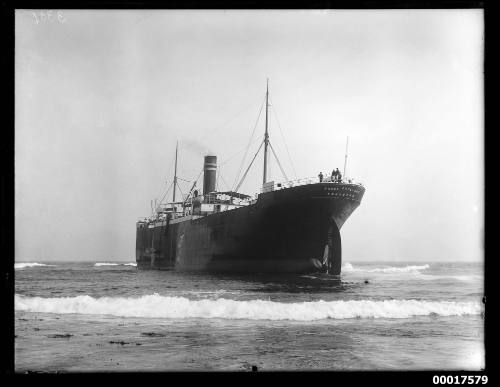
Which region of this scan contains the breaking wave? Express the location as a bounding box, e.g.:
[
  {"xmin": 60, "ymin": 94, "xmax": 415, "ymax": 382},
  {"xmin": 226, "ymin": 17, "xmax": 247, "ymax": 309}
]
[
  {"xmin": 416, "ymin": 274, "xmax": 482, "ymax": 282},
  {"xmin": 14, "ymin": 293, "xmax": 482, "ymax": 321},
  {"xmin": 342, "ymin": 263, "xmax": 480, "ymax": 281},
  {"xmin": 342, "ymin": 263, "xmax": 430, "ymax": 273},
  {"xmin": 15, "ymin": 263, "xmax": 55, "ymax": 269},
  {"xmin": 94, "ymin": 262, "xmax": 137, "ymax": 267}
]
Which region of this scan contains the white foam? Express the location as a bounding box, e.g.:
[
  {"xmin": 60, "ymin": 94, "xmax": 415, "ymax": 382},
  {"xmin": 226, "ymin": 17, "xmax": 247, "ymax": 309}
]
[
  {"xmin": 342, "ymin": 263, "xmax": 481, "ymax": 281},
  {"xmin": 94, "ymin": 262, "xmax": 137, "ymax": 267},
  {"xmin": 342, "ymin": 263, "xmax": 355, "ymax": 272},
  {"xmin": 416, "ymin": 273, "xmax": 482, "ymax": 282},
  {"xmin": 342, "ymin": 263, "xmax": 430, "ymax": 273},
  {"xmin": 14, "ymin": 293, "xmax": 483, "ymax": 321},
  {"xmin": 15, "ymin": 263, "xmax": 55, "ymax": 269}
]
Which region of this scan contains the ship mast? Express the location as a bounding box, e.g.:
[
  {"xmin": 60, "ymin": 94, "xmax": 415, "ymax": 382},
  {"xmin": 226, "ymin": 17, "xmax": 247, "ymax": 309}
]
[
  {"xmin": 343, "ymin": 136, "xmax": 349, "ymax": 177},
  {"xmin": 173, "ymin": 141, "xmax": 178, "ymax": 202},
  {"xmin": 263, "ymin": 79, "xmax": 270, "ymax": 185}
]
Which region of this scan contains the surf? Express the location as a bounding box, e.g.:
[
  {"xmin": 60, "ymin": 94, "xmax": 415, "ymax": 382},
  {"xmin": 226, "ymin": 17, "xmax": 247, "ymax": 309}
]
[
  {"xmin": 342, "ymin": 263, "xmax": 481, "ymax": 281},
  {"xmin": 342, "ymin": 263, "xmax": 430, "ymax": 273},
  {"xmin": 15, "ymin": 263, "xmax": 55, "ymax": 269},
  {"xmin": 15, "ymin": 293, "xmax": 483, "ymax": 321}
]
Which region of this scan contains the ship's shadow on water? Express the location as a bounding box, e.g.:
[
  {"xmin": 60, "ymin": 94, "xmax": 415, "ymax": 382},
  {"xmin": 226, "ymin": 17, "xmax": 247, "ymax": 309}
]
[{"xmin": 194, "ymin": 272, "xmax": 354, "ymax": 294}]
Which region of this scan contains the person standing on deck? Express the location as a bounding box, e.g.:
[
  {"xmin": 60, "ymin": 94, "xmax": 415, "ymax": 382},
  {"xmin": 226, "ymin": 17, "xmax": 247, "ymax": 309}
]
[
  {"xmin": 318, "ymin": 172, "xmax": 323, "ymax": 182},
  {"xmin": 335, "ymin": 168, "xmax": 342, "ymax": 182}
]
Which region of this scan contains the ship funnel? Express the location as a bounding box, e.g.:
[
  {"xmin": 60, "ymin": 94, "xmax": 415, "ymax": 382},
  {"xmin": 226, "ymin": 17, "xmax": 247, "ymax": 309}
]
[{"xmin": 203, "ymin": 155, "xmax": 217, "ymax": 195}]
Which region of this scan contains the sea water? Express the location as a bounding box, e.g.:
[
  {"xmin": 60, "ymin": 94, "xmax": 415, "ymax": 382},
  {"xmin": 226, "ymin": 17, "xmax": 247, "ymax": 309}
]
[{"xmin": 14, "ymin": 261, "xmax": 485, "ymax": 371}]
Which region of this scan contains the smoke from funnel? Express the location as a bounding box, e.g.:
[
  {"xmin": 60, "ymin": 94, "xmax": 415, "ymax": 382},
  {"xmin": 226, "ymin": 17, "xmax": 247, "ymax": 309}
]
[{"xmin": 181, "ymin": 139, "xmax": 214, "ymax": 156}]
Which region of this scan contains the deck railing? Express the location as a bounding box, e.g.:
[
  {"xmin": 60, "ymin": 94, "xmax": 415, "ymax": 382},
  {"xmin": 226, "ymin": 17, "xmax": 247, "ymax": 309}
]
[
  {"xmin": 261, "ymin": 176, "xmax": 364, "ymax": 192},
  {"xmin": 139, "ymin": 176, "xmax": 364, "ymax": 224}
]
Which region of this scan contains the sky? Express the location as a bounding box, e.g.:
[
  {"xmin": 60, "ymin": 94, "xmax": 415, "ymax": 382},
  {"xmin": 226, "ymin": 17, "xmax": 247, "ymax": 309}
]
[{"xmin": 15, "ymin": 9, "xmax": 484, "ymax": 262}]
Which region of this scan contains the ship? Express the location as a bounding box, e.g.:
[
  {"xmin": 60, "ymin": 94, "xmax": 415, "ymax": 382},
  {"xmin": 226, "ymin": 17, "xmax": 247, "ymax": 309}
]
[{"xmin": 136, "ymin": 82, "xmax": 365, "ymax": 274}]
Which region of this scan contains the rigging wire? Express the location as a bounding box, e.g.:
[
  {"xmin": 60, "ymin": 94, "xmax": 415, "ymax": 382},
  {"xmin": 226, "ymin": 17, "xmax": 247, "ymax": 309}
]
[
  {"xmin": 219, "ymin": 136, "xmax": 263, "ymax": 167},
  {"xmin": 269, "ymin": 141, "xmax": 289, "ymax": 182},
  {"xmin": 169, "ymin": 96, "xmax": 263, "ymax": 162},
  {"xmin": 188, "ymin": 167, "xmax": 204, "ymax": 198},
  {"xmin": 154, "ymin": 90, "xmax": 297, "ymax": 206},
  {"xmin": 217, "ymin": 166, "xmax": 231, "ymax": 191},
  {"xmin": 215, "ymin": 166, "xmax": 219, "ymax": 192},
  {"xmin": 231, "ymin": 93, "xmax": 266, "ymax": 191},
  {"xmin": 269, "ymin": 98, "xmax": 298, "ymax": 180},
  {"xmin": 154, "ymin": 153, "xmax": 177, "ymax": 206},
  {"xmin": 176, "ymin": 181, "xmax": 184, "ymax": 201},
  {"xmin": 235, "ymin": 140, "xmax": 264, "ymax": 193},
  {"xmin": 195, "ymin": 96, "xmax": 263, "ymax": 146},
  {"xmin": 182, "ymin": 167, "xmax": 204, "ymax": 205},
  {"xmin": 194, "ymin": 167, "xmax": 204, "ymax": 187},
  {"xmin": 158, "ymin": 180, "xmax": 174, "ymax": 206}
]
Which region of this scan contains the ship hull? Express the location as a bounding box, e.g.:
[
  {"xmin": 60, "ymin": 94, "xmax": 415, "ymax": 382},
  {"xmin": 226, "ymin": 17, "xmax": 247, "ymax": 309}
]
[{"xmin": 136, "ymin": 183, "xmax": 364, "ymax": 274}]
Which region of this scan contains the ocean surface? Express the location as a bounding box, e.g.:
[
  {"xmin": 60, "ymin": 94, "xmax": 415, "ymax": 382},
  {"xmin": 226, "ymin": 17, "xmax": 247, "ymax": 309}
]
[{"xmin": 14, "ymin": 261, "xmax": 485, "ymax": 372}]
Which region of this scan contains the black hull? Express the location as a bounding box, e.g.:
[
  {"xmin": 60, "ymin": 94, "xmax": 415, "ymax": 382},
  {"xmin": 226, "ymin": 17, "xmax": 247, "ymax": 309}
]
[{"xmin": 136, "ymin": 183, "xmax": 365, "ymax": 274}]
